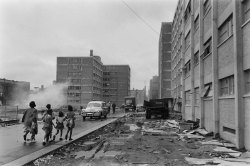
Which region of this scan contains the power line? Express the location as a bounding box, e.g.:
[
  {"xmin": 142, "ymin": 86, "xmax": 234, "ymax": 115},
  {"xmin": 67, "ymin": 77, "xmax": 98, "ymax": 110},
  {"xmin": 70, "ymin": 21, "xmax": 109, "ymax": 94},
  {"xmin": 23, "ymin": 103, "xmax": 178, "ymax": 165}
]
[{"xmin": 120, "ymin": 0, "xmax": 159, "ymax": 35}]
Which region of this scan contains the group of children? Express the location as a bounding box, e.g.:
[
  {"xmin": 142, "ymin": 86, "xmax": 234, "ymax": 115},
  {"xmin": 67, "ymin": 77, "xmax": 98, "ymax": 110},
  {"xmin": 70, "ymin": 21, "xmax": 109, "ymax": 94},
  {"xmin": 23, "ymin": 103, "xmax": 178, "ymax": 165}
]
[{"xmin": 22, "ymin": 101, "xmax": 76, "ymax": 146}]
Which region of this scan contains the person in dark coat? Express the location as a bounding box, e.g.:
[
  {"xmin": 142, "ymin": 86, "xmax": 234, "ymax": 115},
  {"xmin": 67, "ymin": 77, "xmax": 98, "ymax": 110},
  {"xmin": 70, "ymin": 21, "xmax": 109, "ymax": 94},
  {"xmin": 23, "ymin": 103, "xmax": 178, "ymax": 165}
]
[{"xmin": 112, "ymin": 103, "xmax": 116, "ymax": 114}]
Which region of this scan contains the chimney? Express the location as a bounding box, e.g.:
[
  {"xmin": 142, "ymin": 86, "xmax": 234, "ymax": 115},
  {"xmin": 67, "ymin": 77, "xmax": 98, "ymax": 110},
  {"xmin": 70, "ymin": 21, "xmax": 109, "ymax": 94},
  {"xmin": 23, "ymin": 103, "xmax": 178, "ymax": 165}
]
[{"xmin": 90, "ymin": 49, "xmax": 93, "ymax": 56}]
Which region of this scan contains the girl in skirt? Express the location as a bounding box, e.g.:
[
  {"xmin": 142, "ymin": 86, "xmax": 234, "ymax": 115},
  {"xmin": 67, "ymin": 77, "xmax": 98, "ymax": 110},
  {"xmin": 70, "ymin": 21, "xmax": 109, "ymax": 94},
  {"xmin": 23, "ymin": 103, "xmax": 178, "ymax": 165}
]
[{"xmin": 53, "ymin": 111, "xmax": 65, "ymax": 141}]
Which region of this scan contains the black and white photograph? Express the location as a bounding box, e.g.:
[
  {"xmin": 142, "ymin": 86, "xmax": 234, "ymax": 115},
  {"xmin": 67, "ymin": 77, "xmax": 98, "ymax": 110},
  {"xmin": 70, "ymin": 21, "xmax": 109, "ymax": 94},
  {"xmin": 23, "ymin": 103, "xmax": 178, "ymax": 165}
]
[{"xmin": 0, "ymin": 0, "xmax": 250, "ymax": 165}]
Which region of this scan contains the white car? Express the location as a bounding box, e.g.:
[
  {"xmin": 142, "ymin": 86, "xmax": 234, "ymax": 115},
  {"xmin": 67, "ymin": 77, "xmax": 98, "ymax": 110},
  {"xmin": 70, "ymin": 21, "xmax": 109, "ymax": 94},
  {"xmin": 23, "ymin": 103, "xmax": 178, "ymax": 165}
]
[{"xmin": 81, "ymin": 101, "xmax": 109, "ymax": 120}]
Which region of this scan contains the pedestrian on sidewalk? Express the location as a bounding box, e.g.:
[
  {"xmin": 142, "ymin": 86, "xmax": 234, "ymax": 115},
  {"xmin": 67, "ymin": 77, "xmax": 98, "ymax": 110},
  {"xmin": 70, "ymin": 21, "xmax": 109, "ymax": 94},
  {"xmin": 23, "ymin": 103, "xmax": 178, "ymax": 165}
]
[
  {"xmin": 42, "ymin": 107, "xmax": 55, "ymax": 146},
  {"xmin": 107, "ymin": 101, "xmax": 111, "ymax": 114},
  {"xmin": 53, "ymin": 111, "xmax": 65, "ymax": 141},
  {"xmin": 65, "ymin": 105, "xmax": 75, "ymax": 141},
  {"xmin": 112, "ymin": 103, "xmax": 116, "ymax": 114},
  {"xmin": 45, "ymin": 104, "xmax": 55, "ymax": 141},
  {"xmin": 22, "ymin": 101, "xmax": 38, "ymax": 143}
]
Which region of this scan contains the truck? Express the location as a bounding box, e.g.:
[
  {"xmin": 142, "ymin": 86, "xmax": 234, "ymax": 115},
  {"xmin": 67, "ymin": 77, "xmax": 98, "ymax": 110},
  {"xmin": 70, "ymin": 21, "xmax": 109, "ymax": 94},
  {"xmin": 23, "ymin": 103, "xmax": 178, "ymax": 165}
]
[
  {"xmin": 124, "ymin": 96, "xmax": 136, "ymax": 112},
  {"xmin": 144, "ymin": 98, "xmax": 173, "ymax": 119}
]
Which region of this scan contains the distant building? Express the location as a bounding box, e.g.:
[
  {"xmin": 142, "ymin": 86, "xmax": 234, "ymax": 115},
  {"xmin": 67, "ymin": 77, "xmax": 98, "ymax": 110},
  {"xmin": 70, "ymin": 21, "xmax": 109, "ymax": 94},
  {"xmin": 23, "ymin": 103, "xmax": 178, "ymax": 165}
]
[
  {"xmin": 103, "ymin": 65, "xmax": 130, "ymax": 106},
  {"xmin": 159, "ymin": 22, "xmax": 172, "ymax": 99},
  {"xmin": 56, "ymin": 50, "xmax": 103, "ymax": 108},
  {"xmin": 129, "ymin": 87, "xmax": 147, "ymax": 105},
  {"xmin": 0, "ymin": 78, "xmax": 30, "ymax": 105},
  {"xmin": 149, "ymin": 76, "xmax": 159, "ymax": 100}
]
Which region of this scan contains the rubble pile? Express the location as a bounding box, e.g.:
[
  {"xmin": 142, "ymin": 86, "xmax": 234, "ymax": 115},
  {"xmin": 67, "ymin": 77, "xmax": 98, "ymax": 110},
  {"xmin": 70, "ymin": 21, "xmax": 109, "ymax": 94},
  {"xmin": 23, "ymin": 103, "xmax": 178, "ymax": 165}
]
[{"xmin": 26, "ymin": 113, "xmax": 250, "ymax": 166}]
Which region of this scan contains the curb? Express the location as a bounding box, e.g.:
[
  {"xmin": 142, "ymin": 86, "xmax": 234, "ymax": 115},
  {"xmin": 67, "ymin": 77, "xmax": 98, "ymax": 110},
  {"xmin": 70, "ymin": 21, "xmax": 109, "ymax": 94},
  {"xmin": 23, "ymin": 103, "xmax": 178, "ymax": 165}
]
[{"xmin": 3, "ymin": 116, "xmax": 124, "ymax": 166}]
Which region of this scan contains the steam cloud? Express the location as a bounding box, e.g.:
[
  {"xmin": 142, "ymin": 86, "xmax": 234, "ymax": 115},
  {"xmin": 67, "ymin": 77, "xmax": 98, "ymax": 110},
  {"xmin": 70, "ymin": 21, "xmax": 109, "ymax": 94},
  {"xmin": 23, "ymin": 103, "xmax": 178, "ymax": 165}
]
[{"xmin": 21, "ymin": 83, "xmax": 68, "ymax": 109}]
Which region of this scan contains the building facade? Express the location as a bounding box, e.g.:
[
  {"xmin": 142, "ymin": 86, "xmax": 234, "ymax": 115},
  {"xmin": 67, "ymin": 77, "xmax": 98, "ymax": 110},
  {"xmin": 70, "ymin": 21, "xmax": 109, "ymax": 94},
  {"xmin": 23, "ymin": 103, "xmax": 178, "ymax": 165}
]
[
  {"xmin": 159, "ymin": 22, "xmax": 172, "ymax": 99},
  {"xmin": 103, "ymin": 65, "xmax": 130, "ymax": 106},
  {"xmin": 0, "ymin": 78, "xmax": 30, "ymax": 106},
  {"xmin": 149, "ymin": 76, "xmax": 159, "ymax": 100},
  {"xmin": 129, "ymin": 87, "xmax": 147, "ymax": 106},
  {"xmin": 171, "ymin": 0, "xmax": 250, "ymax": 149},
  {"xmin": 56, "ymin": 50, "xmax": 103, "ymax": 108}
]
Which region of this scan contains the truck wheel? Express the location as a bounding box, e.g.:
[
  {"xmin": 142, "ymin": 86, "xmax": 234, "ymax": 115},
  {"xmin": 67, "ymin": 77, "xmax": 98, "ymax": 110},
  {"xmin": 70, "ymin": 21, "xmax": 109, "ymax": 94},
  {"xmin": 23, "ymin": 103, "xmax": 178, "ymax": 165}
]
[
  {"xmin": 82, "ymin": 116, "xmax": 86, "ymax": 121},
  {"xmin": 146, "ymin": 110, "xmax": 151, "ymax": 119}
]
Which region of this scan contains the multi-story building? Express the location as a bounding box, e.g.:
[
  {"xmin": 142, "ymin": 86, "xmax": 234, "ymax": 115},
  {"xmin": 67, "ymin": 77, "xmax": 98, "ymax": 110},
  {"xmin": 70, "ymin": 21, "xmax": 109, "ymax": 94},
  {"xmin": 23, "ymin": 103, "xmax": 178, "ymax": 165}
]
[
  {"xmin": 129, "ymin": 87, "xmax": 147, "ymax": 105},
  {"xmin": 103, "ymin": 65, "xmax": 130, "ymax": 106},
  {"xmin": 159, "ymin": 22, "xmax": 172, "ymax": 99},
  {"xmin": 56, "ymin": 50, "xmax": 103, "ymax": 108},
  {"xmin": 149, "ymin": 76, "xmax": 159, "ymax": 100},
  {"xmin": 0, "ymin": 78, "xmax": 30, "ymax": 105},
  {"xmin": 171, "ymin": 0, "xmax": 250, "ymax": 149}
]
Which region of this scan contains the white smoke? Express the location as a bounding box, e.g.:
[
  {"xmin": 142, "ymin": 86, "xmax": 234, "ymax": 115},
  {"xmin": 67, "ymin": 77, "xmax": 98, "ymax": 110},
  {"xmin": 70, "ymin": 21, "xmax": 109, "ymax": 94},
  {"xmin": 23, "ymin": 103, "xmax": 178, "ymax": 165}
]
[{"xmin": 23, "ymin": 83, "xmax": 68, "ymax": 110}]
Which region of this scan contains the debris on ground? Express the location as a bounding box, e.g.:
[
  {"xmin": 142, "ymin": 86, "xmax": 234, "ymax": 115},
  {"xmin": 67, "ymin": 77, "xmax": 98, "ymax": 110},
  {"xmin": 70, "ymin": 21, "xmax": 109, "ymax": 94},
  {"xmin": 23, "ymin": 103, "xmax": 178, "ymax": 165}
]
[{"xmin": 25, "ymin": 111, "xmax": 250, "ymax": 166}]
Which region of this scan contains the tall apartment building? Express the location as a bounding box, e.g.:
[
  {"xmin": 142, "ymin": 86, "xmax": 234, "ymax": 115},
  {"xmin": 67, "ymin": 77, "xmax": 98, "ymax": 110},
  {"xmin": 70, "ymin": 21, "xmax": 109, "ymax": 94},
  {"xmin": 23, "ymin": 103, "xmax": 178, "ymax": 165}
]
[
  {"xmin": 103, "ymin": 65, "xmax": 130, "ymax": 106},
  {"xmin": 56, "ymin": 50, "xmax": 103, "ymax": 108},
  {"xmin": 159, "ymin": 22, "xmax": 172, "ymax": 99},
  {"xmin": 149, "ymin": 76, "xmax": 159, "ymax": 100},
  {"xmin": 171, "ymin": 0, "xmax": 250, "ymax": 149}
]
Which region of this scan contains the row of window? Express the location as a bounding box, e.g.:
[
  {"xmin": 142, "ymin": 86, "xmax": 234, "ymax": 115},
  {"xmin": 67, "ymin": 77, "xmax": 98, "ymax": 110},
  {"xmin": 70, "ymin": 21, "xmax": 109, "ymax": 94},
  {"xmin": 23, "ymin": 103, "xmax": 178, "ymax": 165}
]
[
  {"xmin": 184, "ymin": 71, "xmax": 250, "ymax": 105},
  {"xmin": 68, "ymin": 92, "xmax": 81, "ymax": 97}
]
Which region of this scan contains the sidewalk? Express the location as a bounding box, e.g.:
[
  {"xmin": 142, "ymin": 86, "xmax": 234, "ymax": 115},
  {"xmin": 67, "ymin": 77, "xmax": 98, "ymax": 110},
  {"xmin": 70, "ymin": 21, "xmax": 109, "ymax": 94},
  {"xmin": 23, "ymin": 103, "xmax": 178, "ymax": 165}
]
[{"xmin": 0, "ymin": 111, "xmax": 125, "ymax": 166}]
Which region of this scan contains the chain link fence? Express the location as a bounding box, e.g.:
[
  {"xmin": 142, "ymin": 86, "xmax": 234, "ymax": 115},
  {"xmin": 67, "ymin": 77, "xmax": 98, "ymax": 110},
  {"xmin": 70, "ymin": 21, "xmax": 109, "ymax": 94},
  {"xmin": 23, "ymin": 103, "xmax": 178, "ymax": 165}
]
[{"xmin": 0, "ymin": 105, "xmax": 19, "ymax": 121}]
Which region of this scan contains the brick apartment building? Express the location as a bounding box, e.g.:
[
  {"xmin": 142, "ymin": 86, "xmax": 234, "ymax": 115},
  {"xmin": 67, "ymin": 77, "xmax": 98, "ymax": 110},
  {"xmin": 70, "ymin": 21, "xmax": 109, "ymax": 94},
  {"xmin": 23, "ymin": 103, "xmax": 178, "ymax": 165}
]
[
  {"xmin": 171, "ymin": 0, "xmax": 250, "ymax": 149},
  {"xmin": 149, "ymin": 76, "xmax": 159, "ymax": 100},
  {"xmin": 56, "ymin": 51, "xmax": 130, "ymax": 108},
  {"xmin": 56, "ymin": 50, "xmax": 103, "ymax": 108},
  {"xmin": 103, "ymin": 65, "xmax": 130, "ymax": 106},
  {"xmin": 159, "ymin": 22, "xmax": 172, "ymax": 99}
]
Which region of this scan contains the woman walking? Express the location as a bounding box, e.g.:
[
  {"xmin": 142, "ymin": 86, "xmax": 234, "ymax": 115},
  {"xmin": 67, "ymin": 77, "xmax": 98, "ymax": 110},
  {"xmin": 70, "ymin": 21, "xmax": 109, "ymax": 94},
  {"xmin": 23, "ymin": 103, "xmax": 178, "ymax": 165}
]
[
  {"xmin": 65, "ymin": 105, "xmax": 75, "ymax": 141},
  {"xmin": 22, "ymin": 101, "xmax": 38, "ymax": 143}
]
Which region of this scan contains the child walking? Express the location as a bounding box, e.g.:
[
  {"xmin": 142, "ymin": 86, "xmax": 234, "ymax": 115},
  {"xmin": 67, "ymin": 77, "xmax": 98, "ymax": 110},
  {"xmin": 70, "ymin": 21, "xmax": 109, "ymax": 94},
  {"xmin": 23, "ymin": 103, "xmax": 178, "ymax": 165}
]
[
  {"xmin": 42, "ymin": 109, "xmax": 54, "ymax": 146},
  {"xmin": 65, "ymin": 105, "xmax": 75, "ymax": 141},
  {"xmin": 53, "ymin": 111, "xmax": 65, "ymax": 141}
]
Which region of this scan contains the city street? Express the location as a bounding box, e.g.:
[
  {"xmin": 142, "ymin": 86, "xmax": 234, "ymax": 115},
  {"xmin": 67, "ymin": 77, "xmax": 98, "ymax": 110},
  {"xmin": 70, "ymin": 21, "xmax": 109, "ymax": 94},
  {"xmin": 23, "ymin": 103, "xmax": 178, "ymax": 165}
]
[{"xmin": 0, "ymin": 111, "xmax": 125, "ymax": 165}]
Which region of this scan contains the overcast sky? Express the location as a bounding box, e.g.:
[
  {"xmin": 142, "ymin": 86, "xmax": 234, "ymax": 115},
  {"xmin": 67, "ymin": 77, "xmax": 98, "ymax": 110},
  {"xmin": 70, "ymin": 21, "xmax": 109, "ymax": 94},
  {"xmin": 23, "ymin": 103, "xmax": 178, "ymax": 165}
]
[{"xmin": 0, "ymin": 0, "xmax": 177, "ymax": 90}]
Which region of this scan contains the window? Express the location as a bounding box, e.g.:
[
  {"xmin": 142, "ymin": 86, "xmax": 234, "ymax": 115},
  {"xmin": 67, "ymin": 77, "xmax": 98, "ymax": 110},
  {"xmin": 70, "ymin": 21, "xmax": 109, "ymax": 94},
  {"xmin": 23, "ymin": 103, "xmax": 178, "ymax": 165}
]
[
  {"xmin": 68, "ymin": 72, "xmax": 81, "ymax": 77},
  {"xmin": 243, "ymin": 0, "xmax": 250, "ymax": 23},
  {"xmin": 218, "ymin": 15, "xmax": 233, "ymax": 44},
  {"xmin": 58, "ymin": 58, "xmax": 68, "ymax": 64},
  {"xmin": 202, "ymin": 83, "xmax": 213, "ymax": 97},
  {"xmin": 245, "ymin": 69, "xmax": 250, "ymax": 93},
  {"xmin": 185, "ymin": 32, "xmax": 191, "ymax": 50},
  {"xmin": 71, "ymin": 79, "xmax": 81, "ymax": 83},
  {"xmin": 194, "ymin": 16, "xmax": 199, "ymax": 31},
  {"xmin": 204, "ymin": 38, "xmax": 212, "ymax": 57},
  {"xmin": 184, "ymin": 1, "xmax": 191, "ymax": 22},
  {"xmin": 185, "ymin": 91, "xmax": 191, "ymax": 105},
  {"xmin": 69, "ymin": 65, "xmax": 81, "ymax": 70},
  {"xmin": 184, "ymin": 61, "xmax": 191, "ymax": 77},
  {"xmin": 194, "ymin": 51, "xmax": 199, "ymax": 65},
  {"xmin": 195, "ymin": 88, "xmax": 199, "ymax": 105},
  {"xmin": 204, "ymin": 0, "xmax": 211, "ymax": 15},
  {"xmin": 220, "ymin": 75, "xmax": 234, "ymax": 96},
  {"xmin": 69, "ymin": 58, "xmax": 81, "ymax": 64}
]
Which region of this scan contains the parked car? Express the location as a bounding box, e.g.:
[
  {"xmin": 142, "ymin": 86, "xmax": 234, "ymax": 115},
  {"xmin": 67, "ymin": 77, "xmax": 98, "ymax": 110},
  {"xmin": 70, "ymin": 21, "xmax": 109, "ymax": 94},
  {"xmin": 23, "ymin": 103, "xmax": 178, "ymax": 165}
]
[{"xmin": 81, "ymin": 101, "xmax": 109, "ymax": 120}]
